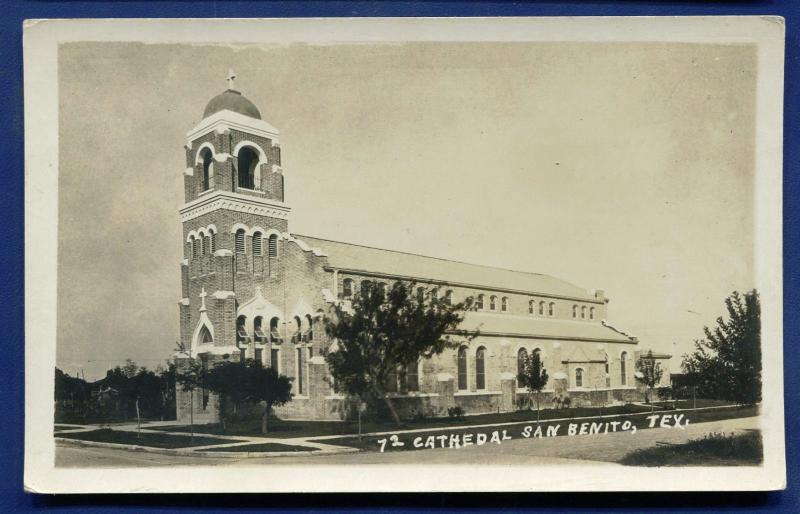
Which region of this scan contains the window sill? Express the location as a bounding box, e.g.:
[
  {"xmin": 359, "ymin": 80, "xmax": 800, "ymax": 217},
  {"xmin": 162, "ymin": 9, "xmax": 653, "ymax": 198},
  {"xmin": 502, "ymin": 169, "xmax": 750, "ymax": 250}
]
[
  {"xmin": 454, "ymin": 390, "xmax": 502, "ymax": 396},
  {"xmin": 237, "ymin": 187, "xmax": 265, "ymax": 195},
  {"xmin": 198, "ymin": 188, "xmax": 216, "ymax": 197},
  {"xmin": 386, "ymin": 392, "xmax": 439, "ymax": 398}
]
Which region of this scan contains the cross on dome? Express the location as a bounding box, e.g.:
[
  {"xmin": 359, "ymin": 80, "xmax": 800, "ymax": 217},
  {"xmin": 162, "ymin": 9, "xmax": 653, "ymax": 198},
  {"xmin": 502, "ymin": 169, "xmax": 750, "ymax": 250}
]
[{"xmin": 226, "ymin": 69, "xmax": 237, "ymax": 90}]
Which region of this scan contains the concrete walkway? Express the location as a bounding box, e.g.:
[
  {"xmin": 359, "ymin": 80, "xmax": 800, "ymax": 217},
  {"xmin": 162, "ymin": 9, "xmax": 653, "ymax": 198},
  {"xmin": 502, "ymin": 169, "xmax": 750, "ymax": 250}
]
[
  {"xmin": 56, "ymin": 416, "xmax": 760, "ymax": 467},
  {"xmin": 56, "ymin": 404, "xmax": 753, "ymax": 456}
]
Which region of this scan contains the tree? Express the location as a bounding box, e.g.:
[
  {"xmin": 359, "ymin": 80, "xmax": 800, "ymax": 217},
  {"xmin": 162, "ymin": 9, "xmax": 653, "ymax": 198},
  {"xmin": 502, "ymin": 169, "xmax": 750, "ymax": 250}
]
[
  {"xmin": 204, "ymin": 359, "xmax": 293, "ymax": 434},
  {"xmin": 156, "ymin": 363, "xmax": 177, "ymax": 421},
  {"xmin": 517, "ymin": 351, "xmax": 549, "ymax": 422},
  {"xmin": 325, "ymin": 281, "xmax": 477, "ymax": 426},
  {"xmin": 204, "ymin": 359, "xmax": 248, "ymax": 428},
  {"xmin": 248, "ymin": 363, "xmax": 293, "ymax": 434},
  {"xmin": 635, "ymin": 350, "xmax": 664, "ymax": 405},
  {"xmin": 174, "ymin": 342, "xmax": 206, "ymax": 443},
  {"xmin": 682, "ymin": 290, "xmax": 761, "ymax": 405}
]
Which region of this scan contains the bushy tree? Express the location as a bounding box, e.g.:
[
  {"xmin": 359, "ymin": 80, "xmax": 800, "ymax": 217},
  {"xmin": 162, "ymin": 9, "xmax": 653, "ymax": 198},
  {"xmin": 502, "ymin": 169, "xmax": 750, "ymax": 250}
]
[
  {"xmin": 205, "ymin": 359, "xmax": 292, "ymax": 433},
  {"xmin": 248, "ymin": 364, "xmax": 293, "ymax": 434},
  {"xmin": 325, "ymin": 281, "xmax": 477, "ymax": 426},
  {"xmin": 635, "ymin": 350, "xmax": 664, "ymax": 405},
  {"xmin": 682, "ymin": 290, "xmax": 761, "ymax": 405},
  {"xmin": 175, "ymin": 356, "xmax": 206, "ymax": 442},
  {"xmin": 517, "ymin": 351, "xmax": 549, "ymax": 422}
]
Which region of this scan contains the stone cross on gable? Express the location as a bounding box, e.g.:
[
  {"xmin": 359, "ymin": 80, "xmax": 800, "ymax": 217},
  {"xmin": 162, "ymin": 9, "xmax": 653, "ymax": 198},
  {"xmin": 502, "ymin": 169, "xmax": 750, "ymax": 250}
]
[
  {"xmin": 226, "ymin": 69, "xmax": 237, "ymax": 90},
  {"xmin": 199, "ymin": 287, "xmax": 208, "ymax": 312}
]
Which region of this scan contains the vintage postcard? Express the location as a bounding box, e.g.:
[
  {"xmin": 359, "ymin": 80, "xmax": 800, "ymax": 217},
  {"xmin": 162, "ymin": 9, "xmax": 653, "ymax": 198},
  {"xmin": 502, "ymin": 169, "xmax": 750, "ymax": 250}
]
[{"xmin": 24, "ymin": 17, "xmax": 785, "ymax": 493}]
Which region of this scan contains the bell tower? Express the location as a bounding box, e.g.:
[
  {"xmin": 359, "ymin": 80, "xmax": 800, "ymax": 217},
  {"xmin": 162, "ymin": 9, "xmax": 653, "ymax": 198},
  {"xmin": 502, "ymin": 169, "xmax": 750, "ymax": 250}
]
[{"xmin": 176, "ymin": 72, "xmax": 292, "ymax": 421}]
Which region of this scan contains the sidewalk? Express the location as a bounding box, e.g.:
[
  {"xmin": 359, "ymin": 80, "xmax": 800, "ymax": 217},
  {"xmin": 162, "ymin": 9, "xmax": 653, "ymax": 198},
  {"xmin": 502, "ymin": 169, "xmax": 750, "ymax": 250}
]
[{"xmin": 56, "ymin": 403, "xmax": 755, "ymax": 459}]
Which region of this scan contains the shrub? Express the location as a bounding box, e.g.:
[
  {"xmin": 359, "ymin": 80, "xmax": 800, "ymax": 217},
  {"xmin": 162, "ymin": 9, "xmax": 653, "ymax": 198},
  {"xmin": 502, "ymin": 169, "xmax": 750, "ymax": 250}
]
[{"xmin": 447, "ymin": 406, "xmax": 465, "ymax": 420}]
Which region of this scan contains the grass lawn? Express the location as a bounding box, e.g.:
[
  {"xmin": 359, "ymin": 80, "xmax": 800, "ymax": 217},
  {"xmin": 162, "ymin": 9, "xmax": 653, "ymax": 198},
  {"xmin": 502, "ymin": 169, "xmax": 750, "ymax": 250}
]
[
  {"xmin": 324, "ymin": 405, "xmax": 759, "ymax": 452},
  {"xmin": 57, "ymin": 428, "xmax": 244, "ymax": 449},
  {"xmin": 650, "ymin": 399, "xmax": 736, "ymax": 409},
  {"xmin": 153, "ymin": 404, "xmax": 656, "ymax": 439},
  {"xmin": 619, "ymin": 430, "xmax": 763, "ymax": 466},
  {"xmin": 204, "ymin": 443, "xmax": 319, "ymax": 453}
]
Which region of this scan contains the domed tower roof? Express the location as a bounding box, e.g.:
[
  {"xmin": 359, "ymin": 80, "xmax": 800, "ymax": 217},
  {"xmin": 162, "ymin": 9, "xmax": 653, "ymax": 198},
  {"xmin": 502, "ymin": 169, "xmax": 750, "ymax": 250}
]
[
  {"xmin": 203, "ymin": 89, "xmax": 262, "ymax": 120},
  {"xmin": 202, "ymin": 69, "xmax": 262, "ymax": 119}
]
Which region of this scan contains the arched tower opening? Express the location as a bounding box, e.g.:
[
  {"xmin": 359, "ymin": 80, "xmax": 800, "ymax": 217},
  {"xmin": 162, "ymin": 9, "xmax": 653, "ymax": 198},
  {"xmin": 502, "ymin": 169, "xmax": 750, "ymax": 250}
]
[{"xmin": 237, "ymin": 146, "xmax": 260, "ymax": 190}]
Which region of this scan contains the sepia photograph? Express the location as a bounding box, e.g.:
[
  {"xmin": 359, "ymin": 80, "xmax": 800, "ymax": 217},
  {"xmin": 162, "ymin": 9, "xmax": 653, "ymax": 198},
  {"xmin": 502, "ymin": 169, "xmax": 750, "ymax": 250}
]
[{"xmin": 23, "ymin": 17, "xmax": 785, "ymax": 493}]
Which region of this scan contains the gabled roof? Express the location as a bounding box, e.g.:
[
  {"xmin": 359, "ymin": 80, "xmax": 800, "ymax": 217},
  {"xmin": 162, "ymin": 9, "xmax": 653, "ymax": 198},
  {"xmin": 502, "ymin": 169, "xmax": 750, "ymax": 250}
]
[
  {"xmin": 296, "ymin": 234, "xmax": 599, "ymax": 301},
  {"xmin": 458, "ymin": 312, "xmax": 637, "ymax": 343}
]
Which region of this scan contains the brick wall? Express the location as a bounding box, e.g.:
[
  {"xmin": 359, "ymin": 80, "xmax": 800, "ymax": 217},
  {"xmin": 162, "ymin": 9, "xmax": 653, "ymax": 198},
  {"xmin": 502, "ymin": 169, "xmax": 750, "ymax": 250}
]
[{"xmin": 184, "ymin": 129, "xmax": 283, "ymax": 203}]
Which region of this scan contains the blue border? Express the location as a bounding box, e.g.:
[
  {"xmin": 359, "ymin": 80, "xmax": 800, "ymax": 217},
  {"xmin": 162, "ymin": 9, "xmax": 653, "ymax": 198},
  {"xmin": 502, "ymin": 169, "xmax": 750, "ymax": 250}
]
[{"xmin": 1, "ymin": 1, "xmax": 797, "ymax": 511}]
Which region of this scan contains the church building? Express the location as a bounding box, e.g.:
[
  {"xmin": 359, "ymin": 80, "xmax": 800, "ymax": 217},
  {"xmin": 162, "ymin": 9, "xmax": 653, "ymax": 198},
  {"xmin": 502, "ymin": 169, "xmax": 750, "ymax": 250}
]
[{"xmin": 175, "ymin": 74, "xmax": 670, "ymax": 423}]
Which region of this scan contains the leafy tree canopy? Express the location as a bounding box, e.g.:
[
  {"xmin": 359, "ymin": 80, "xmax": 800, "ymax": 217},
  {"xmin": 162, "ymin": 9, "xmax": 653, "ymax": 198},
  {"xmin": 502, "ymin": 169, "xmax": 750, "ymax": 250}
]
[
  {"xmin": 324, "ymin": 281, "xmax": 477, "ymax": 425},
  {"xmin": 635, "ymin": 350, "xmax": 664, "ymax": 404},
  {"xmin": 681, "ymin": 290, "xmax": 761, "ymax": 405}
]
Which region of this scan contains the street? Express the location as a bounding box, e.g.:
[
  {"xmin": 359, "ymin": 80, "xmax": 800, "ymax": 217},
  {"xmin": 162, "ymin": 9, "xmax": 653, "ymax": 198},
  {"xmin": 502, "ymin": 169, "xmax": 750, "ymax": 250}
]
[{"xmin": 55, "ymin": 416, "xmax": 759, "ymax": 468}]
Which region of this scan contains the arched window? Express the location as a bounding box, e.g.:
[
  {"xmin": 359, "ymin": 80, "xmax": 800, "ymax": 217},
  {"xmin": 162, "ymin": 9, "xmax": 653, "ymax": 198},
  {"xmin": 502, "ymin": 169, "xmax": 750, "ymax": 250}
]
[
  {"xmin": 501, "ymin": 297, "xmax": 509, "ymax": 312},
  {"xmin": 342, "ymin": 278, "xmax": 354, "ymax": 299},
  {"xmin": 529, "ymin": 300, "xmax": 534, "ymax": 314},
  {"xmin": 572, "ymin": 305, "xmax": 578, "ymax": 318},
  {"xmin": 237, "ymin": 146, "xmax": 259, "ymax": 190},
  {"xmin": 590, "ymin": 307, "xmax": 595, "ymax": 320},
  {"xmin": 538, "ymin": 301, "xmax": 545, "ymax": 315},
  {"xmin": 252, "ymin": 232, "xmax": 262, "ymax": 256},
  {"xmin": 430, "ymin": 287, "xmax": 438, "ymax": 301},
  {"xmin": 620, "ymin": 351, "xmax": 628, "ymax": 386},
  {"xmin": 198, "ymin": 325, "xmax": 213, "ymax": 345},
  {"xmin": 269, "ymin": 317, "xmax": 281, "ymax": 343},
  {"xmin": 209, "ymin": 229, "xmax": 216, "ymax": 254},
  {"xmin": 236, "ymin": 315, "xmax": 248, "ymax": 343},
  {"xmin": 293, "ymin": 316, "xmax": 302, "ymax": 343},
  {"xmin": 489, "ymin": 295, "xmax": 497, "ymax": 311},
  {"xmin": 475, "ymin": 347, "xmax": 487, "ymax": 390},
  {"xmin": 476, "ymin": 294, "xmax": 485, "ymax": 310},
  {"xmin": 197, "ymin": 232, "xmax": 206, "ymax": 255},
  {"xmin": 575, "ymin": 368, "xmax": 584, "ymax": 388},
  {"xmin": 457, "ymin": 346, "xmax": 468, "ymax": 390},
  {"xmin": 376, "ymin": 282, "xmax": 387, "ymax": 298},
  {"xmin": 201, "ymin": 148, "xmax": 214, "ymax": 191},
  {"xmin": 254, "ymin": 316, "xmax": 265, "ymax": 341},
  {"xmin": 517, "ymin": 348, "xmax": 528, "ymax": 380},
  {"xmin": 548, "ymin": 302, "xmax": 555, "ymax": 316},
  {"xmin": 444, "ymin": 290, "xmax": 453, "ymax": 306},
  {"xmin": 267, "ymin": 234, "xmax": 278, "ymax": 258},
  {"xmin": 203, "ymin": 235, "xmax": 210, "ymax": 256},
  {"xmin": 305, "ymin": 314, "xmax": 314, "ymax": 341},
  {"xmin": 190, "ymin": 236, "xmax": 198, "ymax": 259},
  {"xmin": 581, "ymin": 306, "xmax": 586, "ymax": 319},
  {"xmin": 361, "ymin": 280, "xmax": 372, "ymax": 297},
  {"xmin": 235, "ymin": 229, "xmax": 246, "ymax": 254}
]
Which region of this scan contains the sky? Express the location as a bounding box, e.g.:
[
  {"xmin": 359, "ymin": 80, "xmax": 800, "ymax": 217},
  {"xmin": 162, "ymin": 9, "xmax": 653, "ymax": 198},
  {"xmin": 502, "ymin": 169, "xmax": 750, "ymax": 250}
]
[{"xmin": 57, "ymin": 41, "xmax": 756, "ymax": 380}]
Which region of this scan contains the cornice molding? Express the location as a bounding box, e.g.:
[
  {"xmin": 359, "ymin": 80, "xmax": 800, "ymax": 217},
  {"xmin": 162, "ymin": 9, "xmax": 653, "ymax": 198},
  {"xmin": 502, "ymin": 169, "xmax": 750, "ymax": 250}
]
[
  {"xmin": 179, "ymin": 191, "xmax": 291, "ymax": 222},
  {"xmin": 324, "ymin": 266, "xmax": 605, "ymax": 305},
  {"xmin": 186, "ymin": 110, "xmax": 280, "ymax": 144}
]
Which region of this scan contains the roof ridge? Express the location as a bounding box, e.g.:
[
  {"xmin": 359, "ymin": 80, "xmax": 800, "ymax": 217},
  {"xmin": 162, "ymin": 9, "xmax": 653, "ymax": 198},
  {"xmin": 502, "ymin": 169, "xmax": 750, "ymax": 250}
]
[{"xmin": 294, "ymin": 233, "xmax": 577, "ymax": 283}]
